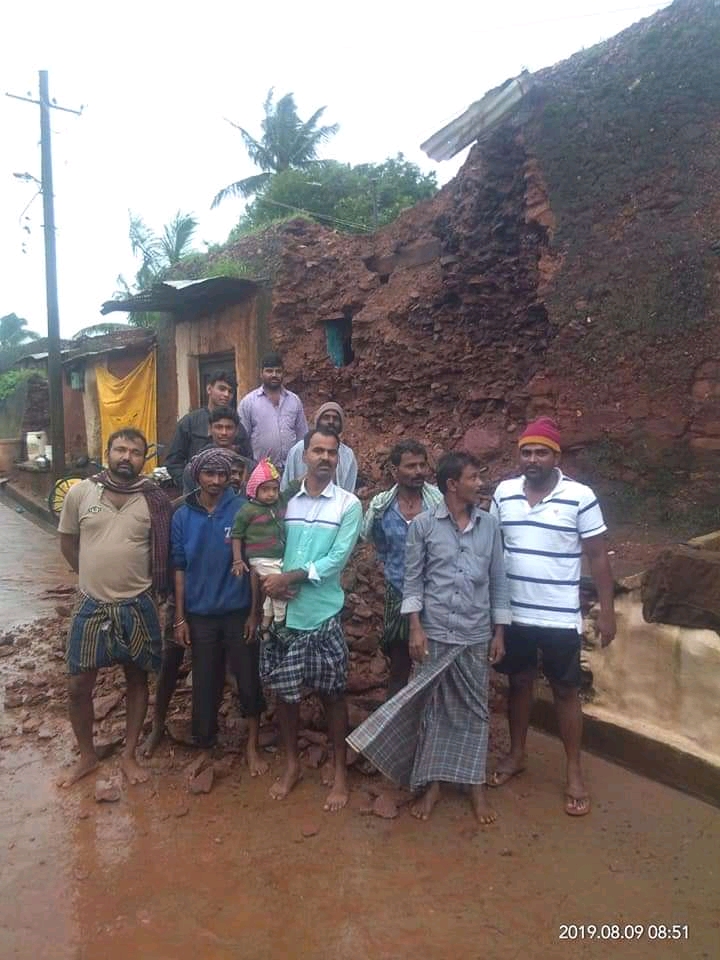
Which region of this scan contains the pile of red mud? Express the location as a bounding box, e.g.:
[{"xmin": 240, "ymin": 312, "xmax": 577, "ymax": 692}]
[{"xmin": 0, "ymin": 579, "xmax": 509, "ymax": 782}]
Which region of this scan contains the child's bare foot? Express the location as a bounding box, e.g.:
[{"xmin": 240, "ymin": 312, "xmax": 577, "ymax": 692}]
[
  {"xmin": 323, "ymin": 768, "xmax": 349, "ymax": 812},
  {"xmin": 269, "ymin": 762, "xmax": 302, "ymax": 800},
  {"xmin": 471, "ymin": 784, "xmax": 497, "ymax": 824},
  {"xmin": 246, "ymin": 744, "xmax": 269, "ymax": 777},
  {"xmin": 57, "ymin": 753, "xmax": 99, "ymax": 788},
  {"xmin": 119, "ymin": 753, "xmax": 149, "ymax": 784},
  {"xmin": 141, "ymin": 724, "xmax": 165, "ymax": 758},
  {"xmin": 410, "ymin": 781, "xmax": 440, "ymax": 821}
]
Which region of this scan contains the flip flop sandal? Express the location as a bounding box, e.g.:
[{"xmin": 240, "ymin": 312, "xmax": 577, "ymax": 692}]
[{"xmin": 564, "ymin": 794, "xmax": 591, "ymax": 816}]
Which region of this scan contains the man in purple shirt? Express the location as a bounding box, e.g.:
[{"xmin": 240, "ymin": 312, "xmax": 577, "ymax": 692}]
[{"xmin": 237, "ymin": 352, "xmax": 308, "ymax": 471}]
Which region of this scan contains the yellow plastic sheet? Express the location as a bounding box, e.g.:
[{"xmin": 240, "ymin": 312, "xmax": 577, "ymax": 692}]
[{"xmin": 95, "ymin": 350, "xmax": 157, "ymax": 474}]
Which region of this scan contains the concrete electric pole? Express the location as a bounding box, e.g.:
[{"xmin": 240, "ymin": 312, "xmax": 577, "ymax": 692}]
[{"xmin": 6, "ymin": 71, "xmax": 83, "ymax": 480}]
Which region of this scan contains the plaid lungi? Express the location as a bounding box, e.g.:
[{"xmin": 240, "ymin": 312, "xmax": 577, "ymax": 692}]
[
  {"xmin": 347, "ymin": 639, "xmax": 490, "ymax": 790},
  {"xmin": 66, "ymin": 590, "xmax": 161, "ymax": 676},
  {"xmin": 259, "ymin": 615, "xmax": 348, "ymax": 703},
  {"xmin": 382, "ymin": 582, "xmax": 409, "ymax": 654}
]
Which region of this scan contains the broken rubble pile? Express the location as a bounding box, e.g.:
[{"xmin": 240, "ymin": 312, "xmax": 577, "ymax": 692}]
[
  {"xmin": 0, "ymin": 570, "xmax": 509, "ymax": 750},
  {"xmin": 642, "ymin": 545, "xmax": 720, "ymax": 632}
]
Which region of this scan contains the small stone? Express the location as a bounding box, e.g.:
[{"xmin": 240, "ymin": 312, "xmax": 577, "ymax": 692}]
[
  {"xmin": 173, "ymin": 804, "xmax": 190, "ymax": 818},
  {"xmin": 188, "ymin": 765, "xmax": 214, "ymax": 795},
  {"xmin": 500, "ymin": 848, "xmax": 513, "ymax": 857},
  {"xmin": 95, "ymin": 779, "xmax": 121, "ymax": 803},
  {"xmin": 301, "ymin": 822, "xmax": 320, "ymax": 838},
  {"xmin": 372, "ymin": 794, "xmax": 399, "ymax": 819},
  {"xmin": 302, "ymin": 744, "xmax": 327, "ymax": 769},
  {"xmin": 93, "ymin": 691, "xmax": 123, "ymax": 721}
]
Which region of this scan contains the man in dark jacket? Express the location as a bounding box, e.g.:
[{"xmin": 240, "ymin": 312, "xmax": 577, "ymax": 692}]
[
  {"xmin": 168, "ymin": 447, "xmax": 268, "ymax": 774},
  {"xmin": 164, "ymin": 371, "xmax": 252, "ymax": 486},
  {"xmin": 180, "ymin": 406, "xmax": 253, "ymax": 496}
]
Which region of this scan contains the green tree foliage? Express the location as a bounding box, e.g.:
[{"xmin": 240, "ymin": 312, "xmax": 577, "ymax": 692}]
[
  {"xmin": 230, "ymin": 155, "xmax": 438, "ymax": 237},
  {"xmin": 211, "ymin": 90, "xmax": 339, "ymax": 208},
  {"xmin": 116, "ymin": 211, "xmax": 199, "ymax": 328},
  {"xmin": 0, "ymin": 313, "xmax": 41, "ymax": 349},
  {"xmin": 0, "ymin": 368, "xmax": 34, "ymax": 403}
]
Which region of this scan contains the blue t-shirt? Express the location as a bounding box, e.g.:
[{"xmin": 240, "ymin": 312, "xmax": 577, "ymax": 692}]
[{"xmin": 171, "ymin": 488, "xmax": 250, "ymax": 615}]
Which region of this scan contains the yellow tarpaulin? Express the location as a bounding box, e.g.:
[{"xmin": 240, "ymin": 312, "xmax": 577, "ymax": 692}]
[{"xmin": 95, "ymin": 350, "xmax": 157, "ymax": 474}]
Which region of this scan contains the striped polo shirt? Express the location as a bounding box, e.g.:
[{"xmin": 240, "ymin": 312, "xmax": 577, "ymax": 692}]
[{"xmin": 490, "ymin": 471, "xmax": 607, "ymax": 631}]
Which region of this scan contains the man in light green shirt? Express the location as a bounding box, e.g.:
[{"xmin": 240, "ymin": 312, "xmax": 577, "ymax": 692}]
[{"xmin": 260, "ymin": 426, "xmax": 362, "ymax": 812}]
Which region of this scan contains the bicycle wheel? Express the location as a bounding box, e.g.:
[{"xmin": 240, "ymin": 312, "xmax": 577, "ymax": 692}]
[{"xmin": 48, "ymin": 476, "xmax": 83, "ymax": 518}]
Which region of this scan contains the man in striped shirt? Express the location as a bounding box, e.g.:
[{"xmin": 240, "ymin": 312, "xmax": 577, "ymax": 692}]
[{"xmin": 489, "ymin": 418, "xmax": 615, "ymax": 816}]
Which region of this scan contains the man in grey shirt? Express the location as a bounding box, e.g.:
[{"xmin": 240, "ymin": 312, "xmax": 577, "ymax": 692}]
[{"xmin": 348, "ymin": 452, "xmax": 510, "ymax": 826}]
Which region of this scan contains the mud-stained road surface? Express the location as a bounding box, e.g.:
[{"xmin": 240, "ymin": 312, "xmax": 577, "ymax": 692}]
[
  {"xmin": 1, "ymin": 501, "xmax": 718, "ymax": 959},
  {"xmin": 0, "ymin": 498, "xmax": 77, "ymax": 623}
]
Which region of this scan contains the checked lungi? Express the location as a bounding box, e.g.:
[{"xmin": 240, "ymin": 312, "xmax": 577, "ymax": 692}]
[
  {"xmin": 260, "ymin": 614, "xmax": 348, "ymax": 703},
  {"xmin": 66, "ymin": 590, "xmax": 162, "ymax": 676},
  {"xmin": 347, "ymin": 639, "xmax": 490, "ymax": 790}
]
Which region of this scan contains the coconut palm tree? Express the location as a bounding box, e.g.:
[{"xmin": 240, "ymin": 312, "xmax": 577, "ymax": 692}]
[
  {"xmin": 118, "ymin": 210, "xmax": 198, "ymax": 328},
  {"xmin": 0, "ymin": 313, "xmax": 41, "ymax": 349},
  {"xmin": 129, "ymin": 210, "xmax": 198, "ymax": 287},
  {"xmin": 211, "ymin": 89, "xmax": 339, "ymax": 208}
]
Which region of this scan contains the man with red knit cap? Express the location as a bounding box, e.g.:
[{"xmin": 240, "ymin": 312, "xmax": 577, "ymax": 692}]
[{"xmin": 489, "ymin": 417, "xmax": 615, "ymax": 816}]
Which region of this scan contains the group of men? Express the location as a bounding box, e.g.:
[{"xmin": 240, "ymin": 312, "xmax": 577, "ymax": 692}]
[{"xmin": 57, "ymin": 352, "xmax": 615, "ymax": 823}]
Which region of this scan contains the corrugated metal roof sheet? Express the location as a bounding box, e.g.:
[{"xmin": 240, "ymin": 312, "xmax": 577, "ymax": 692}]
[
  {"xmin": 421, "ymin": 71, "xmax": 534, "ymax": 161},
  {"xmin": 63, "ymin": 328, "xmax": 155, "ymax": 361},
  {"xmin": 100, "ymin": 276, "xmax": 259, "ymax": 317}
]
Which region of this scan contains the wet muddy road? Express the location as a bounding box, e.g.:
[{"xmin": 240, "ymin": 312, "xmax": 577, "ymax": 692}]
[
  {"xmin": 1, "ymin": 502, "xmax": 718, "ymax": 959},
  {"xmin": 0, "ymin": 498, "xmax": 76, "ymax": 623},
  {"xmin": 3, "ymin": 732, "xmax": 717, "ymax": 960}
]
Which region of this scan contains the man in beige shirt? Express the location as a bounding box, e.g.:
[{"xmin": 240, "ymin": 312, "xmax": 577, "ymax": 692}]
[{"xmin": 57, "ymin": 428, "xmax": 171, "ymax": 787}]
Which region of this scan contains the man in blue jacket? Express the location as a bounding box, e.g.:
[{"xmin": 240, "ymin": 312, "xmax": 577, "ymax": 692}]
[{"xmin": 170, "ymin": 447, "xmax": 268, "ymax": 775}]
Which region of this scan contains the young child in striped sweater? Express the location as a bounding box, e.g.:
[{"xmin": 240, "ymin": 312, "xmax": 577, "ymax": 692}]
[{"xmin": 231, "ymin": 459, "xmax": 288, "ymax": 639}]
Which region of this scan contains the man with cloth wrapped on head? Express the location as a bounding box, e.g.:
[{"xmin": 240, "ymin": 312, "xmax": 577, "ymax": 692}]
[
  {"xmin": 281, "ymin": 401, "xmax": 358, "ymax": 492},
  {"xmin": 170, "ymin": 446, "xmax": 267, "ymax": 775},
  {"xmin": 489, "ymin": 417, "xmax": 616, "ymax": 817}
]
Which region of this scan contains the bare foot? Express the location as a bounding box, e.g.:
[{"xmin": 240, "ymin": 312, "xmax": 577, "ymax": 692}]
[
  {"xmin": 246, "ymin": 745, "xmax": 269, "ymax": 777},
  {"xmin": 269, "ymin": 762, "xmax": 302, "ymax": 800},
  {"xmin": 471, "ymin": 784, "xmax": 497, "ymax": 824},
  {"xmin": 57, "ymin": 753, "xmax": 99, "ymax": 788},
  {"xmin": 119, "ymin": 753, "xmax": 149, "ymax": 784},
  {"xmin": 410, "ymin": 781, "xmax": 441, "ymax": 821},
  {"xmin": 141, "ymin": 725, "xmax": 165, "ymax": 758},
  {"xmin": 487, "ymin": 754, "xmax": 527, "ymax": 788},
  {"xmin": 323, "ymin": 769, "xmax": 349, "ymax": 812}
]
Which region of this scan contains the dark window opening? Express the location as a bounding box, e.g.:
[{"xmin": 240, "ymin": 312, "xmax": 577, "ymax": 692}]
[{"xmin": 324, "ymin": 316, "xmax": 354, "ymax": 367}]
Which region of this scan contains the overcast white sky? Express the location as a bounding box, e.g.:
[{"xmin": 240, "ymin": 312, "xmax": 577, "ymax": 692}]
[{"xmin": 0, "ymin": 0, "xmax": 671, "ymax": 339}]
